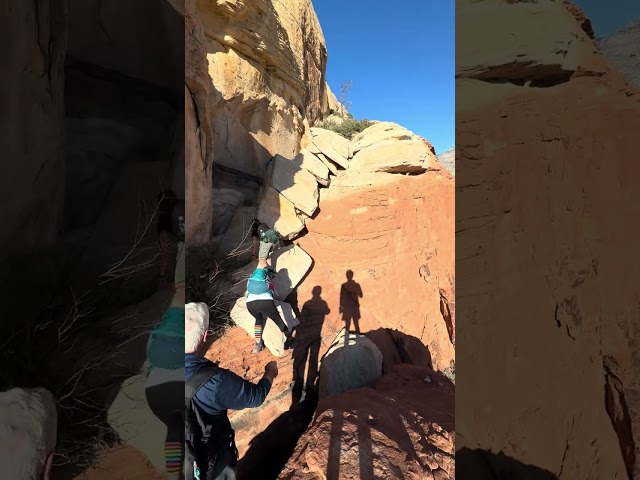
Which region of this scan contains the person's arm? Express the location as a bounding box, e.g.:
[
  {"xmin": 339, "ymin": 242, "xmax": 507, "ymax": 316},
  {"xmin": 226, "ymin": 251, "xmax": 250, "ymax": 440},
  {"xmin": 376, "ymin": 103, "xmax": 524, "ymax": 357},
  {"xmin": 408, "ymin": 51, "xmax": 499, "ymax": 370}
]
[{"xmin": 217, "ymin": 362, "xmax": 278, "ymax": 410}]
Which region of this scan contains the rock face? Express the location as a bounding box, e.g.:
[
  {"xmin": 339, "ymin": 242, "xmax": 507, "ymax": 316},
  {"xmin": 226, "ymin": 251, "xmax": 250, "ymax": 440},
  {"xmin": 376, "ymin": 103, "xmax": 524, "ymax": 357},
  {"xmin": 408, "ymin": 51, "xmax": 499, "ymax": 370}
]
[
  {"xmin": 266, "ymin": 155, "xmax": 320, "ymax": 217},
  {"xmin": 350, "ymin": 138, "xmax": 440, "ymax": 175},
  {"xmin": 185, "ymin": 86, "xmax": 214, "ymax": 245},
  {"xmin": 280, "ymin": 365, "xmax": 455, "ymax": 479},
  {"xmin": 185, "ymin": 0, "xmax": 216, "ymax": 246},
  {"xmin": 457, "ymin": 0, "xmax": 640, "ymax": 478},
  {"xmin": 599, "ymin": 20, "xmax": 640, "ymax": 89},
  {"xmin": 198, "ymin": 0, "xmax": 331, "ymax": 178},
  {"xmin": 318, "ymin": 328, "xmax": 384, "ymax": 398},
  {"xmin": 0, "ymin": 0, "xmax": 66, "ymax": 258},
  {"xmin": 296, "ymin": 167, "xmax": 455, "ymax": 372}
]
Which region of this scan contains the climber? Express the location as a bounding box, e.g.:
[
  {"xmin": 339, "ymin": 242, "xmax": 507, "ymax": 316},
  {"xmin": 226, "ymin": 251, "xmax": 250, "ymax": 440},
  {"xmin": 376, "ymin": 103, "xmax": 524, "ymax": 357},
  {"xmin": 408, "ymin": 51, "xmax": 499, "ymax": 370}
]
[
  {"xmin": 144, "ymin": 220, "xmax": 186, "ymax": 480},
  {"xmin": 250, "ymin": 219, "xmax": 281, "ymax": 266},
  {"xmin": 185, "ymin": 302, "xmax": 279, "ymax": 480},
  {"xmin": 246, "ymin": 258, "xmax": 295, "ymax": 354}
]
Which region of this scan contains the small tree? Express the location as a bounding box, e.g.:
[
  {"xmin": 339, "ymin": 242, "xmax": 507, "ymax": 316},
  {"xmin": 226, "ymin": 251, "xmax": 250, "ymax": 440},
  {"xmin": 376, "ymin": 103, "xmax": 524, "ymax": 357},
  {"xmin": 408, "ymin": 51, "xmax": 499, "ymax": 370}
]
[{"xmin": 339, "ymin": 80, "xmax": 352, "ymax": 114}]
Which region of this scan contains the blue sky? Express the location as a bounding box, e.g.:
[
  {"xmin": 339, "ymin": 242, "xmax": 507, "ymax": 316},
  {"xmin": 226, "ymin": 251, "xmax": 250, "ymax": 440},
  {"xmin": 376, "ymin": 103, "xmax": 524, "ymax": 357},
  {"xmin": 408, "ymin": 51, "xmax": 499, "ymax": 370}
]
[
  {"xmin": 573, "ymin": 0, "xmax": 640, "ymax": 37},
  {"xmin": 313, "ymin": 0, "xmax": 454, "ymax": 155}
]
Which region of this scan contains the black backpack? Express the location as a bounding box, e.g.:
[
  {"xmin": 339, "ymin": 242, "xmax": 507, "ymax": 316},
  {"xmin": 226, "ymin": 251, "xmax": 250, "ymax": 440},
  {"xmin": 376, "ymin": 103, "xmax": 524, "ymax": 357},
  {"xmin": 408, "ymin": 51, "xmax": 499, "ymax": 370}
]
[{"xmin": 184, "ymin": 366, "xmax": 238, "ymax": 480}]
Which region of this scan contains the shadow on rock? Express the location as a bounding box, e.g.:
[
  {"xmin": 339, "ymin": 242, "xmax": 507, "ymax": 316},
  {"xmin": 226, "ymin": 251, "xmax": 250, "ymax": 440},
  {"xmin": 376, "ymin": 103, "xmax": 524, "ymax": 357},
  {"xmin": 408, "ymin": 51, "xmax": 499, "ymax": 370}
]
[
  {"xmin": 292, "ymin": 286, "xmax": 330, "ymax": 404},
  {"xmin": 456, "ymin": 448, "xmax": 559, "ymax": 479},
  {"xmin": 365, "ymin": 328, "xmax": 433, "ymax": 373},
  {"xmin": 236, "ymin": 389, "xmax": 319, "ymax": 480}
]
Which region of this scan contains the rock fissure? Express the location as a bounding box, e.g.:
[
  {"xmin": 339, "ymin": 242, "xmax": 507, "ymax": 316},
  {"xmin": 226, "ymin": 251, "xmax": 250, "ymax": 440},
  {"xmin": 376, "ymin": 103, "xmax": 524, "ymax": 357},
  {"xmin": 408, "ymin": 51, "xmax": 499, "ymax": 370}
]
[{"xmin": 604, "ymin": 356, "xmax": 636, "ymax": 479}]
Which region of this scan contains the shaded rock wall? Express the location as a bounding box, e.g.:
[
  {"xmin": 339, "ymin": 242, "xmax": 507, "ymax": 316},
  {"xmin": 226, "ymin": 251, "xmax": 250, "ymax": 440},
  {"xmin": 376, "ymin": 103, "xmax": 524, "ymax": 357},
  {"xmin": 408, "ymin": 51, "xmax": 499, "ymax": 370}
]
[
  {"xmin": 66, "ymin": 0, "xmax": 183, "ymax": 93},
  {"xmin": 0, "ymin": 0, "xmax": 67, "ymax": 260}
]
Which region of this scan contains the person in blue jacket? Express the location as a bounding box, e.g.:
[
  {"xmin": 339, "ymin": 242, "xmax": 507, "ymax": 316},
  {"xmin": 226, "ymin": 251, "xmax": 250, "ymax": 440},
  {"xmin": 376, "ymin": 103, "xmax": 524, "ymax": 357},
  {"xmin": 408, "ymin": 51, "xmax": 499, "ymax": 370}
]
[{"xmin": 185, "ymin": 302, "xmax": 279, "ymax": 480}]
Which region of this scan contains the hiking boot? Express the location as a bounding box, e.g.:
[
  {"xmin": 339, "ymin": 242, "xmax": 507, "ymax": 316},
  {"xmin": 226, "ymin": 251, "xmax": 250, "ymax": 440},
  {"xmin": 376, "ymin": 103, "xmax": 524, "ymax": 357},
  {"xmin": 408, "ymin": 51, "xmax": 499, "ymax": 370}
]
[{"xmin": 252, "ymin": 340, "xmax": 265, "ymax": 354}]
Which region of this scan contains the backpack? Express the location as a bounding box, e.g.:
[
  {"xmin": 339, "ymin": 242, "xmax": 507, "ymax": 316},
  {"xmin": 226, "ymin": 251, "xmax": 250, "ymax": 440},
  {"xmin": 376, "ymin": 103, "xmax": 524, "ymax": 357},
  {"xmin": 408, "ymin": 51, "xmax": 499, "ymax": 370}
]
[
  {"xmin": 246, "ymin": 268, "xmax": 277, "ymax": 297},
  {"xmin": 259, "ymin": 227, "xmax": 280, "ymax": 245},
  {"xmin": 146, "ymin": 307, "xmax": 184, "ymax": 370},
  {"xmin": 184, "ymin": 366, "xmax": 238, "ymax": 480}
]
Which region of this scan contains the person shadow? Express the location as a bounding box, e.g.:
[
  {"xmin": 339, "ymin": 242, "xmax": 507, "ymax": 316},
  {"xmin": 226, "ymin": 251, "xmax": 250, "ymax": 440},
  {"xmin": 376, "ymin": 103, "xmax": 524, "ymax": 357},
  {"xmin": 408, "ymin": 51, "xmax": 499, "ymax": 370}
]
[
  {"xmin": 340, "ymin": 270, "xmax": 363, "ymax": 346},
  {"xmin": 291, "ymin": 286, "xmax": 330, "ymax": 407}
]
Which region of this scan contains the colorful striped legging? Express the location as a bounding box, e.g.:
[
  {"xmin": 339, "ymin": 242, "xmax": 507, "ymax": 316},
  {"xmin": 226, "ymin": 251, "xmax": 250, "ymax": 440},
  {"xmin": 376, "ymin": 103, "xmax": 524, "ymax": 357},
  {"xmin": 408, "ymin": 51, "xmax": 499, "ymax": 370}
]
[{"xmin": 145, "ymin": 381, "xmax": 183, "ymax": 476}]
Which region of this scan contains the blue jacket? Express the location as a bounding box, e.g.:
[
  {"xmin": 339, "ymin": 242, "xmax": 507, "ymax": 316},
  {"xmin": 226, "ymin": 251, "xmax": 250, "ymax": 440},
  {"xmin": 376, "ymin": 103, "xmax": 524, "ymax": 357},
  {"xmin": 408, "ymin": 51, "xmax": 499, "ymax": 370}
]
[{"xmin": 184, "ymin": 354, "xmax": 272, "ymax": 421}]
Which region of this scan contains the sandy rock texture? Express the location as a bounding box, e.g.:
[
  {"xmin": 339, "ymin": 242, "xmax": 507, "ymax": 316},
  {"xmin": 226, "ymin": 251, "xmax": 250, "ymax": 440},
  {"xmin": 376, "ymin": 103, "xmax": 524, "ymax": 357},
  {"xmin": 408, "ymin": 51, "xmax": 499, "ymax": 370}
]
[{"xmin": 457, "ymin": 0, "xmax": 640, "ymax": 478}]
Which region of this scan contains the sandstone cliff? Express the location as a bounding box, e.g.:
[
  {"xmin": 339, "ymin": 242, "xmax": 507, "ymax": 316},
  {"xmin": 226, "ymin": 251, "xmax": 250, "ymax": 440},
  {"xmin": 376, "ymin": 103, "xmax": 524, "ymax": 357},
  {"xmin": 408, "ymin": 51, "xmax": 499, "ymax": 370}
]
[
  {"xmin": 457, "ymin": 0, "xmax": 640, "ymax": 477},
  {"xmin": 185, "ymin": 0, "xmax": 456, "ymax": 477},
  {"xmin": 196, "ymin": 0, "xmax": 331, "ymax": 178}
]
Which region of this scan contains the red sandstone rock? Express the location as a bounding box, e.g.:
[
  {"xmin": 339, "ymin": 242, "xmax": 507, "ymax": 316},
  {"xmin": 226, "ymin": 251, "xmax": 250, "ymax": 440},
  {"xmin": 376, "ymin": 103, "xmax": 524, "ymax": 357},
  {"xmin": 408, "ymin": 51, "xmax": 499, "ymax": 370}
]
[
  {"xmin": 279, "ymin": 365, "xmax": 454, "ymax": 479},
  {"xmin": 456, "ymin": 0, "xmax": 640, "ymax": 478},
  {"xmin": 72, "ymin": 446, "xmax": 165, "ymax": 480},
  {"xmin": 296, "ymin": 170, "xmax": 455, "ymax": 372}
]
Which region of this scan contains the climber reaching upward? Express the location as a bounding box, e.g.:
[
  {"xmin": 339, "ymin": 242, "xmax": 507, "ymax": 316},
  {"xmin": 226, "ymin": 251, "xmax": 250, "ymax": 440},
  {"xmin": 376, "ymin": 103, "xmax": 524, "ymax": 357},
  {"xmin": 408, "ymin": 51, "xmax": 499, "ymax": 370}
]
[
  {"xmin": 246, "ymin": 258, "xmax": 294, "ymax": 354},
  {"xmin": 250, "ymin": 219, "xmax": 281, "ymax": 266}
]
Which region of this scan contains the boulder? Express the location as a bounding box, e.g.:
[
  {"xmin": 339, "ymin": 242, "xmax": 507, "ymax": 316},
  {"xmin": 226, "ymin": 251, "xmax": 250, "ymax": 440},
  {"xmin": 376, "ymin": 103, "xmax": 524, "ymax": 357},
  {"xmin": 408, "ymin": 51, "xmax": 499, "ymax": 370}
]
[
  {"xmin": 315, "ymin": 151, "xmax": 340, "ymax": 175},
  {"xmin": 257, "ymin": 186, "xmax": 305, "ymax": 240},
  {"xmin": 280, "ymin": 365, "xmax": 455, "ymax": 479},
  {"xmin": 266, "ymin": 155, "xmax": 319, "ymax": 217},
  {"xmin": 456, "ymin": 1, "xmax": 608, "ymax": 83},
  {"xmin": 106, "ymin": 368, "xmax": 167, "ymax": 472},
  {"xmin": 309, "ymin": 128, "xmax": 350, "ymax": 168},
  {"xmin": 294, "ymin": 148, "xmax": 331, "ymax": 186},
  {"xmin": 230, "ymin": 297, "xmax": 300, "ymax": 357},
  {"xmin": 311, "ymin": 127, "xmax": 352, "ymax": 159},
  {"xmin": 351, "ymin": 121, "xmax": 419, "ymax": 154},
  {"xmin": 269, "ymin": 244, "xmax": 314, "ymax": 300},
  {"xmin": 349, "ymin": 139, "xmax": 441, "ymax": 174},
  {"xmin": 318, "ymin": 328, "xmax": 383, "ymax": 398}
]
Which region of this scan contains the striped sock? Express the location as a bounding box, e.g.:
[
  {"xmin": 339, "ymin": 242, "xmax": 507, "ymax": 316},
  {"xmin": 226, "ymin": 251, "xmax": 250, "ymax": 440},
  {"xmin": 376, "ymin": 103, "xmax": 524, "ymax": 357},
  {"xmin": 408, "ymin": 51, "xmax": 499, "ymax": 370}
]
[
  {"xmin": 255, "ymin": 324, "xmax": 263, "ymax": 341},
  {"xmin": 165, "ymin": 441, "xmax": 182, "ymax": 474}
]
